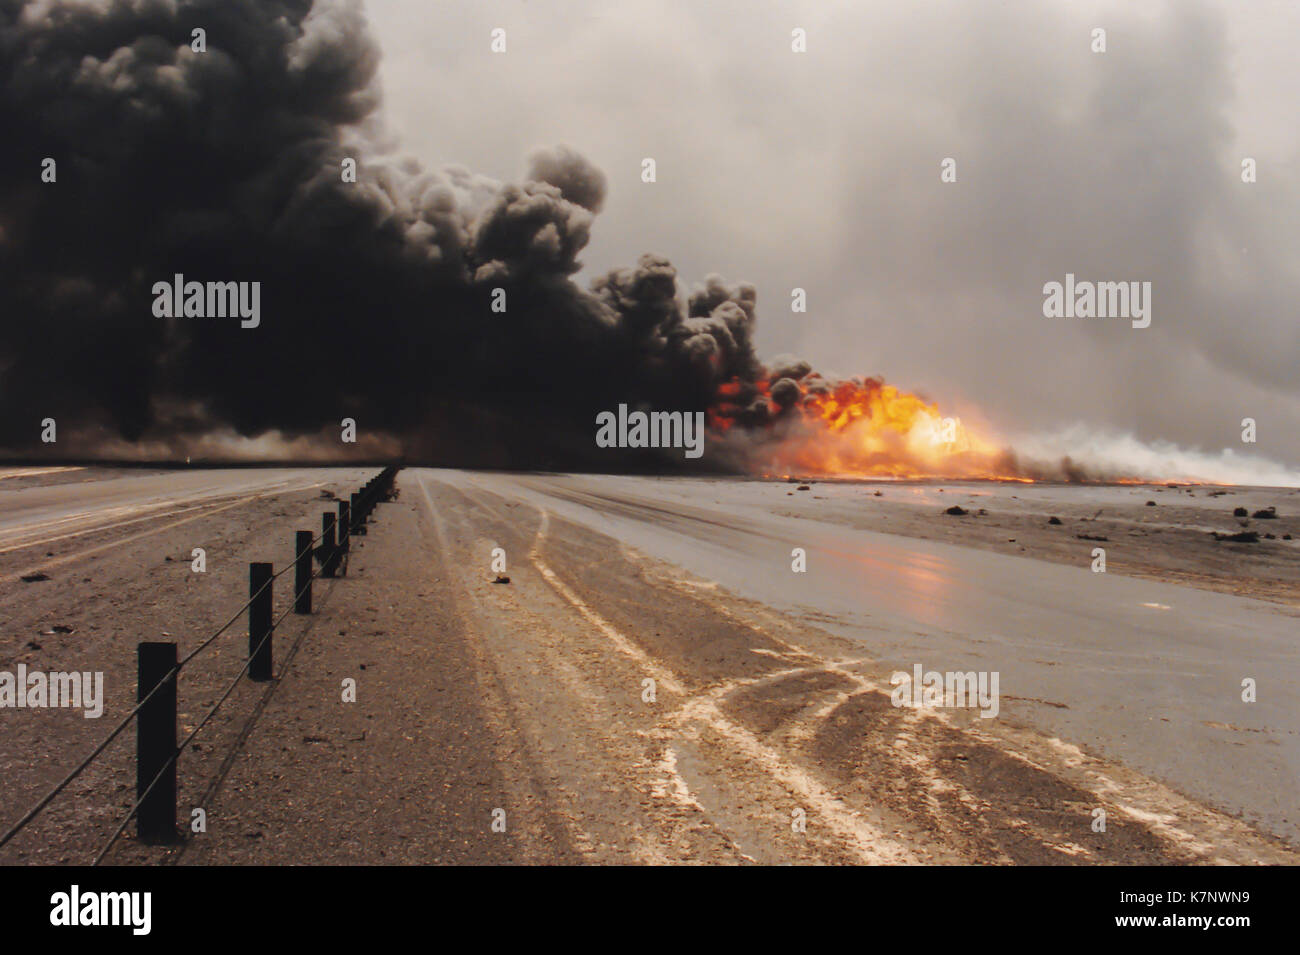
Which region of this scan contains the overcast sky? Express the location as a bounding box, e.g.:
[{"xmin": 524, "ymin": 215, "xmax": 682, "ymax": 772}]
[{"xmin": 362, "ymin": 0, "xmax": 1300, "ymax": 470}]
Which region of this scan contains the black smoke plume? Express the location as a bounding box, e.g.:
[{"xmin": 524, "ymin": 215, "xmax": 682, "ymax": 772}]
[{"xmin": 0, "ymin": 0, "xmax": 767, "ymax": 469}]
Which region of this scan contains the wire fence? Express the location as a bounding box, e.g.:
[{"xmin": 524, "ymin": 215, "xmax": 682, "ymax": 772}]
[
  {"xmin": 0, "ymin": 466, "xmax": 398, "ymax": 861},
  {"xmin": 91, "ymin": 565, "xmax": 320, "ymax": 865}
]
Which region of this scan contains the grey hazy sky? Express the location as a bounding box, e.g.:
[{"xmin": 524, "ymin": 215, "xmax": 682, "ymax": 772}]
[{"xmin": 365, "ymin": 0, "xmax": 1299, "ymax": 469}]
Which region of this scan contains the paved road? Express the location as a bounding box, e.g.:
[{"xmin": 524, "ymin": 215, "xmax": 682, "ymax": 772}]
[
  {"xmin": 444, "ymin": 470, "xmax": 1300, "ymax": 845},
  {"xmin": 0, "ymin": 468, "xmax": 358, "ymax": 560}
]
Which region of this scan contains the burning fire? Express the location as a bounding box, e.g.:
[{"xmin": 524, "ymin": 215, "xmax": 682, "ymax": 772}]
[{"xmin": 709, "ymin": 373, "xmax": 1027, "ymax": 481}]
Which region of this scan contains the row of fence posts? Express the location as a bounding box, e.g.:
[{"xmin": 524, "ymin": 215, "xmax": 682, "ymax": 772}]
[{"xmin": 135, "ymin": 466, "xmax": 399, "ymax": 844}]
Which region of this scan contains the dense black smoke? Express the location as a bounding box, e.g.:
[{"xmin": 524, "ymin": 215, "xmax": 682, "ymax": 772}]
[{"xmin": 0, "ymin": 0, "xmax": 767, "ymax": 467}]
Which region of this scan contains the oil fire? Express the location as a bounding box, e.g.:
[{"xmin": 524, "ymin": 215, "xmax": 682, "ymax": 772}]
[{"xmin": 709, "ymin": 373, "xmax": 1027, "ymax": 481}]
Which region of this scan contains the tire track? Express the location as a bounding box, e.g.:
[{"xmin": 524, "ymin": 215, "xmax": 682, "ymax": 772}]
[{"xmin": 445, "ymin": 474, "xmax": 923, "ymax": 864}]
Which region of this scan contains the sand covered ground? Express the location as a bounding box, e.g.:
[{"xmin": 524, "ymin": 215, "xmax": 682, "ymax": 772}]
[{"xmin": 2, "ymin": 467, "xmax": 1296, "ymax": 864}]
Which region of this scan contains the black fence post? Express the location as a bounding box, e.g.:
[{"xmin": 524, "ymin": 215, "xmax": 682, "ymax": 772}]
[
  {"xmin": 249, "ymin": 562, "xmax": 273, "ymax": 682},
  {"xmin": 136, "ymin": 641, "xmax": 177, "ymax": 844},
  {"xmin": 321, "ymin": 512, "xmax": 337, "ymax": 578},
  {"xmin": 337, "ymin": 500, "xmax": 350, "ymax": 552},
  {"xmin": 294, "ymin": 530, "xmax": 313, "ymax": 615}
]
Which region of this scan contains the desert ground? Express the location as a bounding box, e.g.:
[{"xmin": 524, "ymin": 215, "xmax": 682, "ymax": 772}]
[{"xmin": 1, "ymin": 466, "xmax": 1296, "ymax": 864}]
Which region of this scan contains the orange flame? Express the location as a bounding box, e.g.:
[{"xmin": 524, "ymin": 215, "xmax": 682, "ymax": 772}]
[{"xmin": 710, "ymin": 374, "xmax": 1028, "ymax": 481}]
